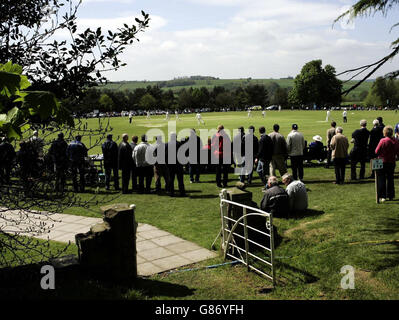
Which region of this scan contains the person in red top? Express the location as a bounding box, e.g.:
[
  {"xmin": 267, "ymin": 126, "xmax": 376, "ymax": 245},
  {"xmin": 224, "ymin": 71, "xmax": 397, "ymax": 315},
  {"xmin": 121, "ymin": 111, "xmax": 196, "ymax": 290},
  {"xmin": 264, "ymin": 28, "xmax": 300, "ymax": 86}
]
[
  {"xmin": 211, "ymin": 124, "xmax": 231, "ymax": 187},
  {"xmin": 375, "ymin": 126, "xmax": 399, "ymax": 201}
]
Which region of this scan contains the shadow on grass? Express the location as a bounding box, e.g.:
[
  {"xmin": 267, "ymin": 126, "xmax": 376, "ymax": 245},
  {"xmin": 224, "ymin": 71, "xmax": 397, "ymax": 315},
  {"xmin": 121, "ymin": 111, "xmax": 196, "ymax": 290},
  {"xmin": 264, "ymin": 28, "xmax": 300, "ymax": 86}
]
[
  {"xmin": 290, "ymin": 209, "xmax": 325, "ymax": 220},
  {"xmin": 0, "ymin": 263, "xmax": 195, "ymax": 300},
  {"xmin": 189, "ymin": 194, "xmax": 219, "ymax": 199},
  {"xmin": 362, "ymin": 216, "xmax": 399, "ymax": 272},
  {"xmin": 276, "ymin": 261, "xmax": 319, "ymax": 285}
]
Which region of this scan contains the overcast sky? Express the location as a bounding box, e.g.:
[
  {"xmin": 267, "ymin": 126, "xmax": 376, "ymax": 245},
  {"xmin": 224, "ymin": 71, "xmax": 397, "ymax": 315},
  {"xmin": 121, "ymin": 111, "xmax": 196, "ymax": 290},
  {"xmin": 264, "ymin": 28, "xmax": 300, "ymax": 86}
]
[{"xmin": 78, "ymin": 0, "xmax": 399, "ymax": 81}]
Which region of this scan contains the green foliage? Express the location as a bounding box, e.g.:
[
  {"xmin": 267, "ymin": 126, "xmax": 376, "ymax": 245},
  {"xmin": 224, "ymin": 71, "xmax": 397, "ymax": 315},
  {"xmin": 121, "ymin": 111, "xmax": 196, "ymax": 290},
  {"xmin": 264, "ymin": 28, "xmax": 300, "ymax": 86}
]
[
  {"xmin": 289, "ymin": 60, "xmax": 342, "ymax": 107},
  {"xmin": 336, "ymin": 0, "xmax": 399, "ymax": 92},
  {"xmin": 1, "ymin": 0, "xmax": 150, "ymax": 103},
  {"xmin": 99, "ymin": 93, "xmax": 114, "ymax": 111},
  {"xmin": 0, "ymin": 61, "xmax": 72, "ymax": 139},
  {"xmin": 139, "ymin": 93, "xmax": 157, "ymax": 110},
  {"xmin": 364, "ymin": 76, "xmax": 399, "ymax": 106}
]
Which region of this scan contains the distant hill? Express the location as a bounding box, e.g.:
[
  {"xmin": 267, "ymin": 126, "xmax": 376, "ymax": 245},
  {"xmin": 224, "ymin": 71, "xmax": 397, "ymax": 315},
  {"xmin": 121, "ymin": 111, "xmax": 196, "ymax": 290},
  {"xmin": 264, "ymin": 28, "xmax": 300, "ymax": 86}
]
[{"xmin": 99, "ymin": 77, "xmax": 373, "ymax": 103}]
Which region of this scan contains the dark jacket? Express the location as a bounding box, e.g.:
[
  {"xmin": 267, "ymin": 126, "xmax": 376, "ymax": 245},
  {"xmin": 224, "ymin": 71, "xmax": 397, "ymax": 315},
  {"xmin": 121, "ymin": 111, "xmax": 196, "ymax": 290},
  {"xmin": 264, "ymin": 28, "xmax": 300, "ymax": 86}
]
[
  {"xmin": 166, "ymin": 139, "xmax": 183, "ymax": 166},
  {"xmin": 242, "ymin": 133, "xmax": 259, "ymax": 162},
  {"xmin": 102, "ymin": 139, "xmax": 118, "ymax": 167},
  {"xmin": 185, "ymin": 134, "xmax": 203, "ymax": 164},
  {"xmin": 256, "ymin": 134, "xmax": 274, "ymax": 161},
  {"xmin": 211, "ymin": 131, "xmax": 231, "ymax": 162},
  {"xmin": 351, "ymin": 127, "xmax": 370, "ymax": 159},
  {"xmin": 66, "ymin": 140, "xmax": 88, "ymax": 163},
  {"xmin": 369, "ymin": 127, "xmax": 383, "ymax": 158},
  {"xmin": 0, "ymin": 141, "xmax": 16, "ymax": 165},
  {"xmin": 48, "ymin": 138, "xmax": 68, "ymax": 166},
  {"xmin": 260, "ymin": 185, "xmax": 290, "ymax": 218},
  {"xmin": 118, "ymin": 141, "xmax": 133, "ymax": 170},
  {"xmin": 269, "ymin": 131, "xmax": 287, "ymax": 157}
]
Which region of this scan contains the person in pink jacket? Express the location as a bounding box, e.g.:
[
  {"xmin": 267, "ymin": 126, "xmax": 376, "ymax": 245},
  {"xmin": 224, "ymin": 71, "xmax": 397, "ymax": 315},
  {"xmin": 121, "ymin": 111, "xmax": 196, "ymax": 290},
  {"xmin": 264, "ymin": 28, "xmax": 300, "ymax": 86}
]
[{"xmin": 375, "ymin": 126, "xmax": 399, "ymax": 202}]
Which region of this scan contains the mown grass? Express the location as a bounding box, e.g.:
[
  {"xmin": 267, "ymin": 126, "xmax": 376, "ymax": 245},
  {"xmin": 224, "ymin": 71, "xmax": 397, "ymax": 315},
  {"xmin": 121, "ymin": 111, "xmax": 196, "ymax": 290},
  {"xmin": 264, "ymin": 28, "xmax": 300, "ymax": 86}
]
[{"xmin": 2, "ymin": 110, "xmax": 399, "ymax": 300}]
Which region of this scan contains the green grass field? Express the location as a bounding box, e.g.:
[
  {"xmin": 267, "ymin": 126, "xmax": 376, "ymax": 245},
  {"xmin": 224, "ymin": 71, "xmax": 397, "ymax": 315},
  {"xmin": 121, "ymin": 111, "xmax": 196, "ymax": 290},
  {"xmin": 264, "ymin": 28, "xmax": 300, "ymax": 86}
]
[{"xmin": 4, "ymin": 110, "xmax": 399, "ymax": 300}]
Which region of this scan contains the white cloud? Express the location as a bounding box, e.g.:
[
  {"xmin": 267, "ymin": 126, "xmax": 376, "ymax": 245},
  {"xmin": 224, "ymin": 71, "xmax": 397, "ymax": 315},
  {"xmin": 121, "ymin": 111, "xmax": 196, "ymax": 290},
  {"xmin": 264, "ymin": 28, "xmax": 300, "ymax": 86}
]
[{"xmin": 100, "ymin": 0, "xmax": 397, "ymax": 81}]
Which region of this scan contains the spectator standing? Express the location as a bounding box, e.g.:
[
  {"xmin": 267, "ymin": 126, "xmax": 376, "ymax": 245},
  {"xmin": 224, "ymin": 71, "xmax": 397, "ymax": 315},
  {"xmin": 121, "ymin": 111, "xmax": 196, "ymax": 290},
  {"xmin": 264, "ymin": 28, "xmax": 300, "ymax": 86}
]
[
  {"xmin": 102, "ymin": 134, "xmax": 119, "ymax": 191},
  {"xmin": 260, "ymin": 176, "xmax": 290, "ymax": 218},
  {"xmin": 166, "ymin": 133, "xmax": 186, "ymax": 197},
  {"xmin": 118, "ymin": 133, "xmax": 133, "ymax": 194},
  {"xmin": 30, "ymin": 130, "xmax": 45, "ymax": 159},
  {"xmin": 286, "ymin": 124, "xmax": 305, "ymax": 181},
  {"xmin": 188, "ymin": 129, "xmax": 203, "ymax": 183},
  {"xmin": 255, "ymin": 126, "xmax": 273, "ymax": 186},
  {"xmin": 330, "ymin": 127, "xmax": 349, "ymax": 184},
  {"xmin": 130, "ymin": 135, "xmax": 139, "ymax": 191},
  {"xmin": 269, "ymin": 124, "xmax": 288, "ymax": 178},
  {"xmin": 375, "ymin": 126, "xmax": 399, "ymax": 202},
  {"xmin": 66, "ymin": 135, "xmax": 88, "ymax": 192},
  {"xmin": 240, "ymin": 126, "xmax": 259, "ymax": 184},
  {"xmin": 48, "ymin": 132, "xmax": 68, "ymax": 192},
  {"xmin": 326, "ymin": 121, "xmax": 337, "ymax": 168},
  {"xmin": 0, "ymin": 137, "xmax": 16, "ymax": 186},
  {"xmin": 369, "ymin": 119, "xmax": 384, "ymax": 178},
  {"xmin": 132, "ymin": 134, "xmax": 153, "ymax": 194},
  {"xmin": 350, "ymin": 120, "xmax": 370, "ymax": 180},
  {"xmin": 232, "ymin": 126, "xmax": 245, "ymax": 169},
  {"xmin": 282, "ymin": 173, "xmax": 308, "ymax": 214},
  {"xmin": 153, "ymin": 135, "xmax": 170, "ymax": 193},
  {"xmin": 211, "ymin": 125, "xmax": 231, "ymax": 188},
  {"xmin": 17, "ymin": 141, "xmax": 37, "ymax": 192}
]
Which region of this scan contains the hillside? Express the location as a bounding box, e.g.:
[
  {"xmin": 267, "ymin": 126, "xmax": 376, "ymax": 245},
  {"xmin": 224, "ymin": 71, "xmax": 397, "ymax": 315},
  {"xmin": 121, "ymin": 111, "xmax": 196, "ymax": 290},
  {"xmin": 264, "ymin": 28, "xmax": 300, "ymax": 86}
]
[{"xmin": 100, "ymin": 77, "xmax": 373, "ymax": 103}]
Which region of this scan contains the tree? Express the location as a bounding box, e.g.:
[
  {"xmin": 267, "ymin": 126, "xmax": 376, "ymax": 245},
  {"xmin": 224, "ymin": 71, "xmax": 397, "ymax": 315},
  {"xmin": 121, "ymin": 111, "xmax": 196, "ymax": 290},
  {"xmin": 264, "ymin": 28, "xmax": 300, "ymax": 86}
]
[
  {"xmin": 288, "ymin": 60, "xmax": 342, "ymax": 108},
  {"xmin": 272, "ymin": 87, "xmax": 289, "ymax": 107},
  {"xmin": 99, "ymin": 93, "xmax": 114, "ymax": 112},
  {"xmin": 140, "ymin": 93, "xmax": 157, "ymax": 110},
  {"xmin": 215, "ymin": 91, "xmax": 234, "ymax": 108},
  {"xmin": 0, "ymin": 0, "xmax": 150, "ymax": 103},
  {"xmin": 364, "ymin": 77, "xmax": 399, "ymax": 107},
  {"xmin": 245, "ymin": 84, "xmax": 269, "ymax": 107},
  {"xmin": 336, "ymin": 0, "xmax": 399, "ymax": 94},
  {"xmin": 0, "ymin": 61, "xmax": 73, "ymax": 139},
  {"xmin": 0, "ymin": 0, "xmax": 149, "ymax": 267}
]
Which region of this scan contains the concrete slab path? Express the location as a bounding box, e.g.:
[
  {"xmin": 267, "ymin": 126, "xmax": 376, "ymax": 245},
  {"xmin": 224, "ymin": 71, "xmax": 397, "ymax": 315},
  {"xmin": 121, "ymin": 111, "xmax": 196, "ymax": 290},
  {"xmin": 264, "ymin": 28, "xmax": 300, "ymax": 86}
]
[{"xmin": 2, "ymin": 210, "xmax": 217, "ymax": 276}]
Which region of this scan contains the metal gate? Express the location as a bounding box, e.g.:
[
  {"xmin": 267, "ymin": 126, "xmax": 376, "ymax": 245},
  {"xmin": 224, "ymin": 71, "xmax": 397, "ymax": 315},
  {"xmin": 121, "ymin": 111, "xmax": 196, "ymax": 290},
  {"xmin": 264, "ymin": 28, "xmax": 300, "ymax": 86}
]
[{"xmin": 218, "ymin": 189, "xmax": 275, "ymax": 285}]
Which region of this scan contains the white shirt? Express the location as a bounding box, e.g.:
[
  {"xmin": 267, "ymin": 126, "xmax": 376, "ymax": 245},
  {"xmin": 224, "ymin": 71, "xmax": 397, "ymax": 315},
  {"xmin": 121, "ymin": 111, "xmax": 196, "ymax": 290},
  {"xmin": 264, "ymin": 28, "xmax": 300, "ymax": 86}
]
[{"xmin": 286, "ymin": 180, "xmax": 308, "ymax": 212}]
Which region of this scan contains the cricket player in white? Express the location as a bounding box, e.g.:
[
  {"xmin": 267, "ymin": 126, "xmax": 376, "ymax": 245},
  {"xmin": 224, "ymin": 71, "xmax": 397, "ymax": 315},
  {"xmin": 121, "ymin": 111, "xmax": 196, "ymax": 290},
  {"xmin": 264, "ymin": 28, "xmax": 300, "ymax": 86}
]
[
  {"xmin": 247, "ymin": 109, "xmax": 252, "ymax": 117},
  {"xmin": 175, "ymin": 110, "xmax": 180, "ymax": 120},
  {"xmin": 196, "ymin": 112, "xmax": 205, "ymax": 125},
  {"xmin": 262, "ymin": 110, "xmax": 266, "ymax": 118},
  {"xmin": 343, "ymin": 109, "xmax": 348, "ymax": 123},
  {"xmin": 146, "ymin": 111, "xmax": 151, "ymax": 119},
  {"xmin": 278, "ymin": 105, "xmax": 281, "ymax": 112},
  {"xmin": 326, "ymin": 110, "xmax": 331, "ymax": 122},
  {"xmin": 165, "ymin": 111, "xmax": 170, "ymax": 121}
]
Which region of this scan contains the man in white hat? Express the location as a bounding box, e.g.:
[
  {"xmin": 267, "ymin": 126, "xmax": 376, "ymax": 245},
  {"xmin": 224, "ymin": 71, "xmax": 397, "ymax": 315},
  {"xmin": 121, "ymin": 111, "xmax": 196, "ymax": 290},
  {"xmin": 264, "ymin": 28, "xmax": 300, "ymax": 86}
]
[{"xmin": 308, "ymin": 135, "xmax": 324, "ymax": 163}]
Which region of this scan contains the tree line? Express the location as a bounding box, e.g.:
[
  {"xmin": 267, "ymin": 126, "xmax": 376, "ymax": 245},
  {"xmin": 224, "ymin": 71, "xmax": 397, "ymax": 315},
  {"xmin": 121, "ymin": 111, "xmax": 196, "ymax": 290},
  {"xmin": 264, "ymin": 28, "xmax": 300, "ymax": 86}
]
[{"xmin": 72, "ymin": 82, "xmax": 291, "ymax": 113}]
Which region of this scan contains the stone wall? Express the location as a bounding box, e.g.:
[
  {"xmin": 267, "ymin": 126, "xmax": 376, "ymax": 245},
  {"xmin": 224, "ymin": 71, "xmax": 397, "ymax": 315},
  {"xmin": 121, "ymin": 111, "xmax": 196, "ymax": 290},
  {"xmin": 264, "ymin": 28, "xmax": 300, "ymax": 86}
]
[{"xmin": 75, "ymin": 203, "xmax": 137, "ymax": 281}]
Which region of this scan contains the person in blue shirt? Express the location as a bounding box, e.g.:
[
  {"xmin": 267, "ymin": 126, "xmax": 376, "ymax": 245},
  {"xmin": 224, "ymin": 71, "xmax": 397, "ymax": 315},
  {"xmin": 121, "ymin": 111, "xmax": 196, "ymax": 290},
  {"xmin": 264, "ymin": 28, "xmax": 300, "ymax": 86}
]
[{"xmin": 395, "ymin": 122, "xmax": 399, "ymax": 140}]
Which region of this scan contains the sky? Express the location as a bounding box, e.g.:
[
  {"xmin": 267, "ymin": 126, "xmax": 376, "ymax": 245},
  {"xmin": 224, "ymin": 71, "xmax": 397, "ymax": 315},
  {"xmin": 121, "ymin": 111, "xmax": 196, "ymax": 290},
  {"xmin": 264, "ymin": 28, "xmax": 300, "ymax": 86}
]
[{"xmin": 75, "ymin": 0, "xmax": 399, "ymax": 81}]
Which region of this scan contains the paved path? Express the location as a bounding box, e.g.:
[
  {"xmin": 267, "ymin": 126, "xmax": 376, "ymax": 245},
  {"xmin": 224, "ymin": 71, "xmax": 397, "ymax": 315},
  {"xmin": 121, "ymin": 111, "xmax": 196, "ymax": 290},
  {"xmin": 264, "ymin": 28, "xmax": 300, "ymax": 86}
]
[{"xmin": 2, "ymin": 210, "xmax": 217, "ymax": 276}]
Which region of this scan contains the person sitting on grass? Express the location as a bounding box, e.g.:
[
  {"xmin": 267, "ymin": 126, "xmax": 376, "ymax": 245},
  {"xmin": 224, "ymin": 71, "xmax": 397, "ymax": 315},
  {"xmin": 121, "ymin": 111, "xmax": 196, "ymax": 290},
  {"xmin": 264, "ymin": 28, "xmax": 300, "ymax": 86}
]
[
  {"xmin": 260, "ymin": 176, "xmax": 290, "ymax": 218},
  {"xmin": 282, "ymin": 173, "xmax": 308, "ymax": 214}
]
